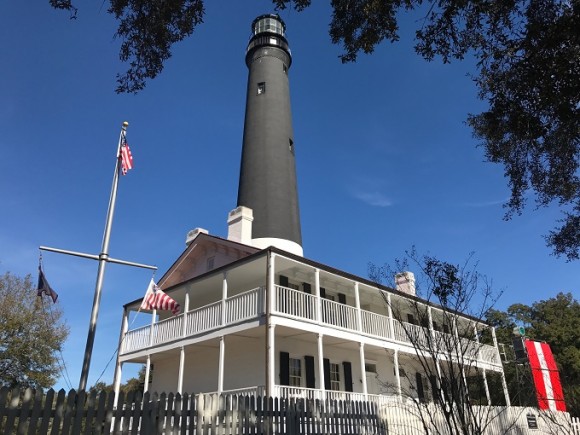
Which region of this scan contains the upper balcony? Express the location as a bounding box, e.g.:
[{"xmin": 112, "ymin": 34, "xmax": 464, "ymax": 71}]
[{"xmin": 120, "ymin": 284, "xmax": 501, "ymax": 368}]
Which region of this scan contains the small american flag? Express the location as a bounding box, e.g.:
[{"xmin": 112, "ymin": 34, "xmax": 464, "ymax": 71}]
[
  {"xmin": 120, "ymin": 137, "xmax": 133, "ymax": 175},
  {"xmin": 140, "ymin": 279, "xmax": 180, "ymax": 315}
]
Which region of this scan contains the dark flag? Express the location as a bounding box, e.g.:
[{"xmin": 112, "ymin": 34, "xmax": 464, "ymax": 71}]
[{"xmin": 37, "ymin": 267, "xmax": 58, "ymax": 303}]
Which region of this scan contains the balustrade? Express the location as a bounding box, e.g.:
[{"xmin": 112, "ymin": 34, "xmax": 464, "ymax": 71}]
[
  {"xmin": 274, "ymin": 285, "xmax": 317, "ymax": 321},
  {"xmin": 121, "ymin": 285, "xmax": 500, "ymax": 367}
]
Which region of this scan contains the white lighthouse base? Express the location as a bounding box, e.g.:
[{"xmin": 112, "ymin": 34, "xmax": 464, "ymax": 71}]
[{"xmin": 252, "ymin": 238, "xmax": 303, "ymax": 257}]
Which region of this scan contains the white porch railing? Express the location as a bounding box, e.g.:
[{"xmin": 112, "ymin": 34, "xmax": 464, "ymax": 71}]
[
  {"xmin": 320, "ymin": 297, "xmax": 358, "ymax": 330},
  {"xmin": 121, "ymin": 324, "xmax": 150, "ymax": 353},
  {"xmin": 361, "ymin": 310, "xmax": 391, "ymax": 339},
  {"xmin": 122, "ymin": 289, "xmax": 264, "ymax": 355},
  {"xmin": 479, "ymin": 343, "xmax": 499, "ymax": 365},
  {"xmin": 275, "ymin": 285, "xmax": 317, "ymax": 321},
  {"xmin": 186, "ymin": 300, "xmax": 222, "ymax": 336},
  {"xmin": 153, "ymin": 315, "xmax": 183, "ymax": 346},
  {"xmin": 274, "ymin": 386, "xmax": 399, "ymax": 407},
  {"xmin": 226, "ymin": 287, "xmax": 265, "ymax": 324},
  {"xmin": 122, "ymin": 285, "xmax": 501, "ymax": 367}
]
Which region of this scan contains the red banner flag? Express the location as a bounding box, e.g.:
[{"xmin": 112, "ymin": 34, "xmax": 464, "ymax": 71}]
[{"xmin": 525, "ymin": 339, "xmax": 566, "ymax": 411}]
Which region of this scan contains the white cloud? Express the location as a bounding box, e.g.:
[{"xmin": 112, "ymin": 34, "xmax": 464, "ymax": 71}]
[
  {"xmin": 464, "ymin": 198, "xmax": 507, "ymax": 208},
  {"xmin": 351, "ymin": 190, "xmax": 393, "ymax": 207}
]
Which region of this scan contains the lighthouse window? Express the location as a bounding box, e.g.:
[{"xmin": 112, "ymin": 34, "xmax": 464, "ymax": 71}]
[
  {"xmin": 257, "ymin": 82, "xmax": 266, "ymax": 95},
  {"xmin": 289, "ymin": 138, "xmax": 294, "ymax": 154}
]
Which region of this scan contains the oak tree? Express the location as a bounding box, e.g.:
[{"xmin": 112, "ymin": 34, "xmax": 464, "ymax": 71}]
[{"xmin": 0, "ymin": 272, "xmax": 69, "ymax": 389}]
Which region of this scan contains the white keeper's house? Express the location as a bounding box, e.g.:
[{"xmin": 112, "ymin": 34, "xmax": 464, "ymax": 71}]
[{"xmin": 113, "ymin": 14, "xmax": 510, "ymax": 406}]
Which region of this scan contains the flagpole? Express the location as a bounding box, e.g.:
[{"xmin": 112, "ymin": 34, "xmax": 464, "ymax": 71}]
[{"xmin": 78, "ymin": 121, "xmax": 128, "ymax": 391}]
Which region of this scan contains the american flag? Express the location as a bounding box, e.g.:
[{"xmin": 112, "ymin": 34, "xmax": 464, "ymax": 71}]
[
  {"xmin": 120, "ymin": 136, "xmax": 133, "ymax": 175},
  {"xmin": 140, "ymin": 279, "xmax": 180, "ymax": 315}
]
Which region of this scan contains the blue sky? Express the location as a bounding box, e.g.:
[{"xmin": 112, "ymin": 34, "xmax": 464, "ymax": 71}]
[{"xmin": 1, "ymin": 1, "xmax": 578, "ymax": 391}]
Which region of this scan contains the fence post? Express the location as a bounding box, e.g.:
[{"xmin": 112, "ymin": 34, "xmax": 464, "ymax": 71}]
[{"xmin": 15, "ymin": 388, "xmax": 34, "ymax": 434}]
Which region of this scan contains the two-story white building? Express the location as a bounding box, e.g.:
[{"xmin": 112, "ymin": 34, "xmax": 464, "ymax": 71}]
[{"xmin": 112, "ymin": 219, "xmax": 508, "ymax": 406}]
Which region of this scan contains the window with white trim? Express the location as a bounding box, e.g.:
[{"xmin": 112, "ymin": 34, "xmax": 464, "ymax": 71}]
[
  {"xmin": 330, "ymin": 363, "xmax": 340, "ymax": 391},
  {"xmin": 289, "ymin": 357, "xmax": 302, "ymax": 387}
]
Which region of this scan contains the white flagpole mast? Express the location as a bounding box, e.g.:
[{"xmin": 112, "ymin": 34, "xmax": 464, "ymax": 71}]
[
  {"xmin": 41, "ymin": 121, "xmax": 157, "ymax": 391},
  {"xmin": 78, "ymin": 121, "xmax": 128, "ymax": 391}
]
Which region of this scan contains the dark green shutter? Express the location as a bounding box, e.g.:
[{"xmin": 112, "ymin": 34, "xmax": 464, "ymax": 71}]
[
  {"xmin": 279, "ymin": 275, "xmax": 289, "ymax": 287},
  {"xmin": 416, "ymin": 372, "xmax": 425, "ymax": 403},
  {"xmin": 303, "ymin": 283, "xmax": 312, "ymax": 294},
  {"xmin": 280, "ymin": 351, "xmax": 290, "ymax": 385},
  {"xmin": 305, "ymin": 355, "xmax": 315, "ymax": 388},
  {"xmin": 430, "ymin": 375, "xmax": 439, "ymax": 400},
  {"xmin": 323, "ymin": 358, "xmax": 331, "ymax": 390},
  {"xmin": 338, "ymin": 293, "xmax": 346, "ymax": 304},
  {"xmin": 343, "ymin": 361, "xmax": 353, "ymax": 392},
  {"xmin": 320, "ymin": 287, "xmax": 326, "ymax": 298}
]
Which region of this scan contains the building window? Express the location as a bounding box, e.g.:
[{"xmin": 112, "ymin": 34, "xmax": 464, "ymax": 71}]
[
  {"xmin": 283, "ymin": 64, "xmax": 288, "ymax": 74},
  {"xmin": 207, "ymin": 256, "xmax": 215, "ymax": 271},
  {"xmin": 394, "ymin": 367, "xmax": 406, "ymax": 377},
  {"xmin": 289, "ymin": 138, "xmax": 294, "ymax": 154},
  {"xmin": 257, "ymin": 82, "xmax": 266, "ymax": 95},
  {"xmin": 330, "ymin": 363, "xmax": 340, "ymax": 391},
  {"xmin": 289, "ymin": 357, "xmax": 302, "ymax": 387},
  {"xmin": 365, "ymin": 363, "xmax": 377, "ymax": 374}
]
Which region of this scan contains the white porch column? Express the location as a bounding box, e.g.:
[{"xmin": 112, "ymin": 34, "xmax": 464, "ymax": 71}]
[
  {"xmin": 182, "ymin": 291, "xmax": 189, "ymax": 337},
  {"xmin": 474, "ymin": 324, "xmax": 491, "ymax": 404},
  {"xmin": 387, "ymin": 293, "xmax": 395, "ymax": 339},
  {"xmin": 452, "ymin": 317, "xmax": 469, "ymax": 398},
  {"xmin": 354, "ymin": 282, "xmax": 362, "ymax": 332},
  {"xmin": 359, "ymin": 342, "xmax": 367, "ymax": 396},
  {"xmin": 218, "ymin": 336, "xmax": 225, "ymax": 394},
  {"xmin": 393, "ymin": 349, "xmax": 402, "ymax": 400},
  {"xmin": 148, "ymin": 309, "xmax": 157, "ymax": 346},
  {"xmin": 268, "ymin": 254, "xmax": 276, "ymax": 314},
  {"xmin": 317, "ymin": 334, "xmax": 325, "ymax": 396},
  {"xmin": 428, "ymin": 307, "xmax": 444, "ymax": 401},
  {"xmin": 268, "ymin": 325, "xmax": 276, "ymax": 395},
  {"xmin": 177, "ymin": 346, "xmax": 185, "ymax": 394},
  {"xmin": 492, "ymin": 326, "xmax": 511, "ymax": 406},
  {"xmin": 222, "ymin": 272, "xmax": 228, "ymax": 326},
  {"xmin": 266, "ymin": 252, "xmax": 276, "ymax": 397},
  {"xmin": 314, "ymin": 268, "xmax": 322, "ymax": 324},
  {"xmin": 113, "ymin": 307, "xmax": 129, "ymax": 406},
  {"xmin": 144, "ymin": 355, "xmax": 151, "ymax": 393}
]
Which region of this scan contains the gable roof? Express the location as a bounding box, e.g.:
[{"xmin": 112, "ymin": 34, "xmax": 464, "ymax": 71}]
[{"xmin": 157, "ymin": 232, "xmax": 259, "ymax": 289}]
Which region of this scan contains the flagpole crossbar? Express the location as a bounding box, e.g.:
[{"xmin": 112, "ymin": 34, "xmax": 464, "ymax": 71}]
[{"xmin": 39, "ymin": 246, "xmax": 157, "ymax": 271}]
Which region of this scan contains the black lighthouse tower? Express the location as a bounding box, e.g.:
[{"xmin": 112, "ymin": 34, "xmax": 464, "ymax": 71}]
[{"xmin": 235, "ymin": 14, "xmax": 303, "ymax": 256}]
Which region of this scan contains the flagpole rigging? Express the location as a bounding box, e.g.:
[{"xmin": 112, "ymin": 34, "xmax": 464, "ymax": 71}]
[{"xmin": 40, "ymin": 121, "xmax": 157, "ymax": 391}]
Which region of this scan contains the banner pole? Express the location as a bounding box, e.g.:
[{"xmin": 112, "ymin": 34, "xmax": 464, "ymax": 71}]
[{"xmin": 78, "ymin": 121, "xmax": 128, "ymax": 391}]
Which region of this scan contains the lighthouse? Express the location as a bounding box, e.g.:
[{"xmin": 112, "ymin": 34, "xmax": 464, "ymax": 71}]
[{"xmin": 229, "ymin": 14, "xmax": 303, "ymax": 256}]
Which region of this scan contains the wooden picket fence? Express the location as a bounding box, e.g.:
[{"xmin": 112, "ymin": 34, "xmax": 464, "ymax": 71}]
[
  {"xmin": 1, "ymin": 386, "xmax": 578, "ymax": 434},
  {"xmin": 571, "ymin": 416, "xmax": 580, "ymax": 435},
  {"xmin": 0, "ymin": 387, "xmax": 385, "ymax": 434}
]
